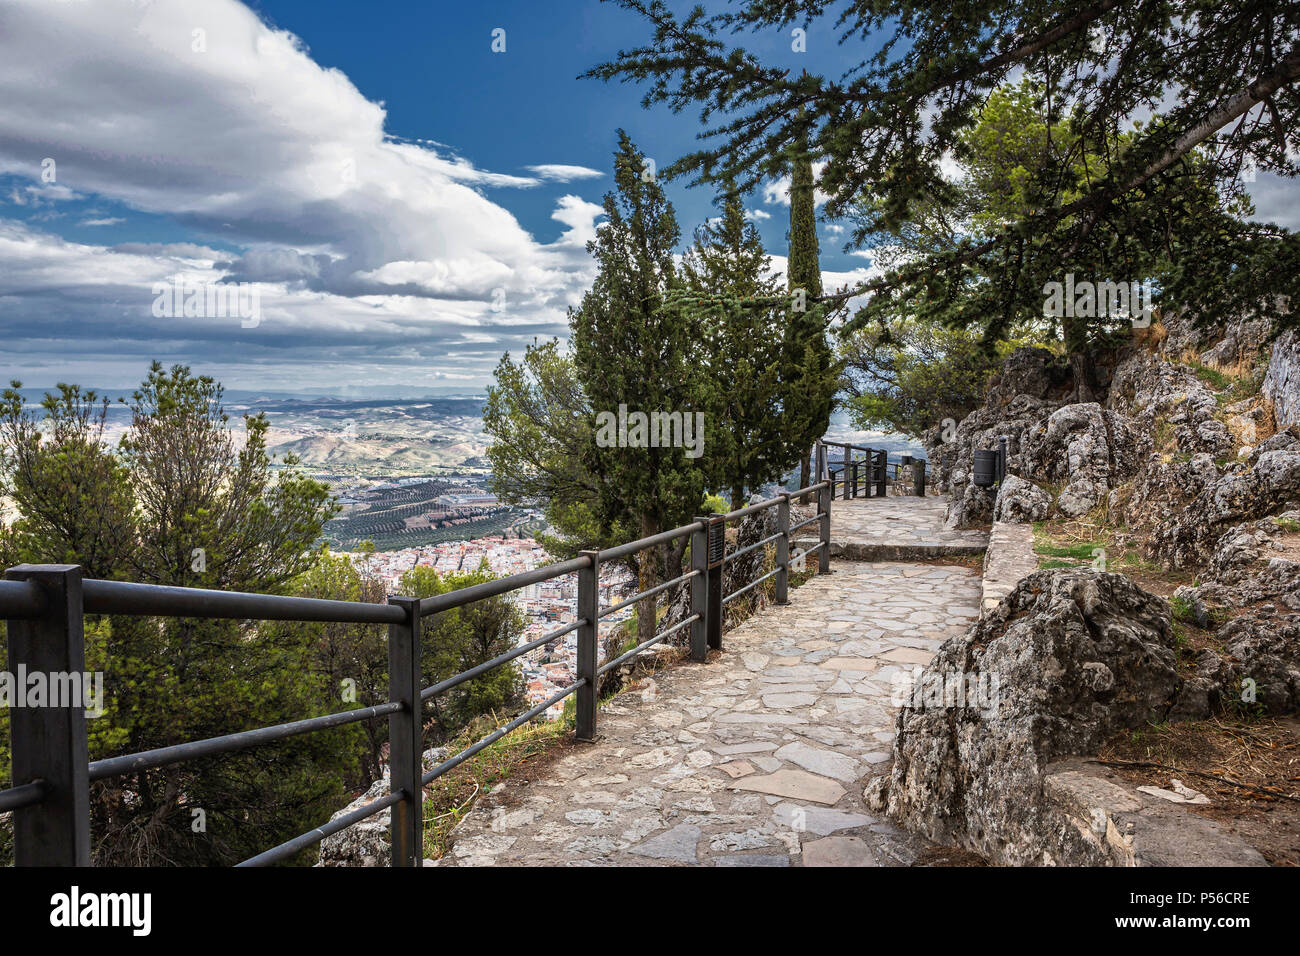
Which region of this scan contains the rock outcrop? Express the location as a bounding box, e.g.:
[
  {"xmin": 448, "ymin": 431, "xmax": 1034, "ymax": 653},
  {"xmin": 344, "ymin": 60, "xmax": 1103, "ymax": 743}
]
[
  {"xmin": 885, "ymin": 570, "xmax": 1182, "ymax": 865},
  {"xmin": 992, "ymin": 475, "xmax": 1052, "ymax": 523},
  {"xmin": 316, "ymin": 776, "xmax": 393, "ymax": 867},
  {"xmin": 1266, "ymin": 329, "xmax": 1300, "ymax": 428}
]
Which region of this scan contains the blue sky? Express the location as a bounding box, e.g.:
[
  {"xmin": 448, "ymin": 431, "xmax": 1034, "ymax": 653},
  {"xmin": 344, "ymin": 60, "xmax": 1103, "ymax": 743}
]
[
  {"xmin": 0, "ymin": 0, "xmax": 877, "ymax": 395},
  {"xmin": 0, "ymin": 0, "xmax": 1293, "ymax": 395}
]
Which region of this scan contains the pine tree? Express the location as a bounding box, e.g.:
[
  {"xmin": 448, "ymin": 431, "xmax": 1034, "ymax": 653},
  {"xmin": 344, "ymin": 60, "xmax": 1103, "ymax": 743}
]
[
  {"xmin": 570, "ymin": 131, "xmax": 709, "ymax": 650},
  {"xmin": 679, "ymin": 184, "xmax": 800, "ymax": 509}
]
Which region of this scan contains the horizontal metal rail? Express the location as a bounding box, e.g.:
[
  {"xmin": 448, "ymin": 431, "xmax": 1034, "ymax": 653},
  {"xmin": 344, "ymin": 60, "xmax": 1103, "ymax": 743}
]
[
  {"xmin": 794, "ymin": 480, "xmax": 829, "ymax": 495},
  {"xmin": 723, "ymin": 530, "xmax": 783, "ymax": 566},
  {"xmin": 82, "ymin": 578, "xmax": 405, "ymax": 625},
  {"xmin": 421, "ymin": 618, "xmax": 585, "ymax": 703},
  {"xmin": 422, "ymin": 681, "xmax": 584, "ymax": 786},
  {"xmin": 597, "ymin": 613, "xmax": 699, "ymax": 676},
  {"xmin": 600, "ymin": 568, "xmax": 699, "ymax": 618},
  {"xmin": 418, "ymin": 555, "xmax": 591, "ymax": 618},
  {"xmin": 88, "ymin": 700, "xmax": 406, "ymax": 782},
  {"xmin": 721, "ymin": 494, "xmax": 785, "ymax": 521},
  {"xmin": 722, "ymin": 565, "xmax": 782, "ymax": 606},
  {"xmin": 596, "ymin": 521, "xmax": 700, "ymax": 563},
  {"xmin": 789, "ymin": 541, "xmax": 826, "ymax": 564},
  {"xmin": 2, "ymin": 461, "xmax": 838, "ymax": 867},
  {"xmin": 790, "ymin": 513, "xmax": 820, "ymax": 534},
  {"xmin": 0, "ymin": 780, "xmax": 48, "ymax": 813},
  {"xmin": 0, "ymin": 579, "xmax": 46, "ymax": 619},
  {"xmin": 237, "ymin": 789, "xmax": 407, "ymax": 868}
]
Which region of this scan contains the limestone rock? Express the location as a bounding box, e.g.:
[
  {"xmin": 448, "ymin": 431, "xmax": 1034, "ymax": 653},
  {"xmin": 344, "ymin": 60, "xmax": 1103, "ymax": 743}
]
[
  {"xmin": 943, "ymin": 482, "xmax": 995, "ymax": 530},
  {"xmin": 886, "ymin": 569, "xmax": 1180, "ymax": 866},
  {"xmin": 1146, "ymin": 449, "xmax": 1300, "ymax": 568},
  {"xmin": 993, "ymin": 475, "xmax": 1052, "ymax": 523},
  {"xmin": 1220, "ymin": 614, "xmax": 1300, "ymax": 712},
  {"xmin": 1265, "ymin": 329, "xmax": 1300, "ymax": 428},
  {"xmin": 315, "ymin": 777, "xmax": 392, "ymax": 867}
]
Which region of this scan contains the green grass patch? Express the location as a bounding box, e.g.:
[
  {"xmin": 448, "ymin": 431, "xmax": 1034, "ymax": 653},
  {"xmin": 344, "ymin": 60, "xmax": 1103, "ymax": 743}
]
[
  {"xmin": 422, "ymin": 716, "xmax": 570, "ymax": 860},
  {"xmin": 1188, "ymin": 360, "xmax": 1234, "ymax": 391},
  {"xmin": 1034, "ymin": 540, "xmax": 1107, "ymax": 560}
]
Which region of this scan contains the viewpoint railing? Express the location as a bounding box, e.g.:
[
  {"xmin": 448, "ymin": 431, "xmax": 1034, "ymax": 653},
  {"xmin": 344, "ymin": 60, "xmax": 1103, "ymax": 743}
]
[
  {"xmin": 0, "ymin": 476, "xmax": 832, "ymax": 867},
  {"xmin": 818, "ymin": 440, "xmax": 927, "ymax": 499}
]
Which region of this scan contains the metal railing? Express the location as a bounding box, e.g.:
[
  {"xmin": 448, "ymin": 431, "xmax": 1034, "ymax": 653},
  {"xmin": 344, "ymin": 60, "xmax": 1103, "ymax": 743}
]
[
  {"xmin": 819, "ymin": 439, "xmax": 928, "ymax": 499},
  {"xmin": 0, "ymin": 477, "xmax": 832, "ymax": 867}
]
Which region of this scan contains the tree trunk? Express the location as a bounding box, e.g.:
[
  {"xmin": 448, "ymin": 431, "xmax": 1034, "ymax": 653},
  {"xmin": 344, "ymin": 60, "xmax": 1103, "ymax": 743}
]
[
  {"xmin": 1064, "ymin": 317, "xmax": 1099, "ymax": 402},
  {"xmin": 636, "ymin": 514, "xmax": 659, "ymax": 649}
]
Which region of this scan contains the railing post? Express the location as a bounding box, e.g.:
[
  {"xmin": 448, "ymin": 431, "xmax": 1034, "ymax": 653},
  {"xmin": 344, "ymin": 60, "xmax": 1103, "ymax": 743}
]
[
  {"xmin": 850, "ymin": 457, "xmax": 858, "ymax": 499},
  {"xmin": 5, "ymin": 564, "xmax": 90, "ymax": 866},
  {"xmin": 875, "ymin": 449, "xmax": 888, "ymax": 497},
  {"xmin": 815, "ymin": 441, "xmax": 827, "ymax": 484},
  {"xmin": 386, "ymin": 594, "xmax": 423, "ymax": 867},
  {"xmin": 575, "ymin": 550, "xmax": 600, "ymax": 741},
  {"xmin": 842, "ymin": 454, "xmax": 851, "ymax": 501},
  {"xmin": 913, "ymin": 459, "xmax": 927, "ymax": 497},
  {"xmin": 817, "ymin": 482, "xmax": 832, "ymax": 574},
  {"xmin": 775, "ymin": 494, "xmax": 790, "ymax": 605},
  {"xmin": 706, "ymin": 517, "xmax": 725, "ymax": 651},
  {"xmin": 689, "ymin": 519, "xmax": 709, "ymax": 662}
]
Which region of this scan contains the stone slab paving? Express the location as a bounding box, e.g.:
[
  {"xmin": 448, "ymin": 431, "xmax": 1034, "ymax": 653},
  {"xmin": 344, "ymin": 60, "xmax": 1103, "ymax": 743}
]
[
  {"xmin": 437, "ymin": 560, "xmax": 982, "ymax": 867},
  {"xmin": 982, "ymin": 520, "xmax": 1041, "ymax": 613},
  {"xmin": 795, "ymin": 496, "xmax": 988, "ymax": 561}
]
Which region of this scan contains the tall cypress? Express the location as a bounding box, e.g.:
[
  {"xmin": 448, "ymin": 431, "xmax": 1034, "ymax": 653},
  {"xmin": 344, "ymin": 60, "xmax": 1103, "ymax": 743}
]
[{"xmin": 782, "ymin": 136, "xmax": 835, "ymax": 494}]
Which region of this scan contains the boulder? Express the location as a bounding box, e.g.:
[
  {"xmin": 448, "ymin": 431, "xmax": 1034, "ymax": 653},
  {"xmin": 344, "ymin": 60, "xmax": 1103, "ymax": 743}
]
[
  {"xmin": 316, "ymin": 776, "xmax": 392, "ymax": 867},
  {"xmin": 1221, "ymin": 613, "xmax": 1300, "ymax": 712},
  {"xmin": 1200, "ymin": 315, "xmax": 1274, "ymax": 369},
  {"xmin": 943, "ymin": 481, "xmax": 995, "ymax": 529},
  {"xmin": 993, "ymin": 475, "xmax": 1052, "ymax": 523},
  {"xmin": 886, "ymin": 569, "xmax": 1181, "ymax": 866},
  {"xmin": 984, "ymin": 346, "xmax": 1069, "ymax": 407},
  {"xmin": 1108, "ymin": 353, "xmax": 1232, "ymax": 458}
]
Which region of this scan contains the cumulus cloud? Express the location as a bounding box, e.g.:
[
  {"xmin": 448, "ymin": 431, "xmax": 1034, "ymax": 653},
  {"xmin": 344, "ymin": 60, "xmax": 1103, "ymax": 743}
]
[{"xmin": 0, "ymin": 0, "xmax": 601, "ymax": 389}]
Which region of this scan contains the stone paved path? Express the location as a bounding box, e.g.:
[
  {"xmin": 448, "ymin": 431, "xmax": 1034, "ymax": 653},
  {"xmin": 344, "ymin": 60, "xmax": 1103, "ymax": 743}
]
[
  {"xmin": 795, "ymin": 497, "xmax": 988, "ymax": 561},
  {"xmin": 438, "ymin": 560, "xmax": 981, "ymax": 867}
]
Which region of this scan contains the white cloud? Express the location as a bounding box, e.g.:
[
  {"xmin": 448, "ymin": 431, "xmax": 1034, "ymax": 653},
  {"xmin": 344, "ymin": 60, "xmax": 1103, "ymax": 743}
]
[
  {"xmin": 0, "ymin": 0, "xmax": 601, "ymax": 388},
  {"xmin": 526, "ymin": 164, "xmax": 605, "ymax": 182},
  {"xmin": 760, "ymin": 161, "xmax": 830, "ymax": 207}
]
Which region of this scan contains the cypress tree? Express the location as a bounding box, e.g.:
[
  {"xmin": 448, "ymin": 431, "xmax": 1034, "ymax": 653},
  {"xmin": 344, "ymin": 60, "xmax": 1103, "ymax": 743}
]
[
  {"xmin": 782, "ymin": 137, "xmax": 836, "ymax": 495},
  {"xmin": 570, "ymin": 131, "xmax": 708, "ymax": 650}
]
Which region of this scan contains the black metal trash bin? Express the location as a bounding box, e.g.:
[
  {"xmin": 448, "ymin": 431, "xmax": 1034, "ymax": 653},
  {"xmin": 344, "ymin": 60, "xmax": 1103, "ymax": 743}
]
[{"xmin": 972, "ymin": 449, "xmax": 1000, "ymax": 487}]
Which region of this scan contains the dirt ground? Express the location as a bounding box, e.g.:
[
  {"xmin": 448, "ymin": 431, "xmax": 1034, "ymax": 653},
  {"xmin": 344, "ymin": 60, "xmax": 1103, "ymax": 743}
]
[{"xmin": 1098, "ymin": 716, "xmax": 1300, "ymax": 866}]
